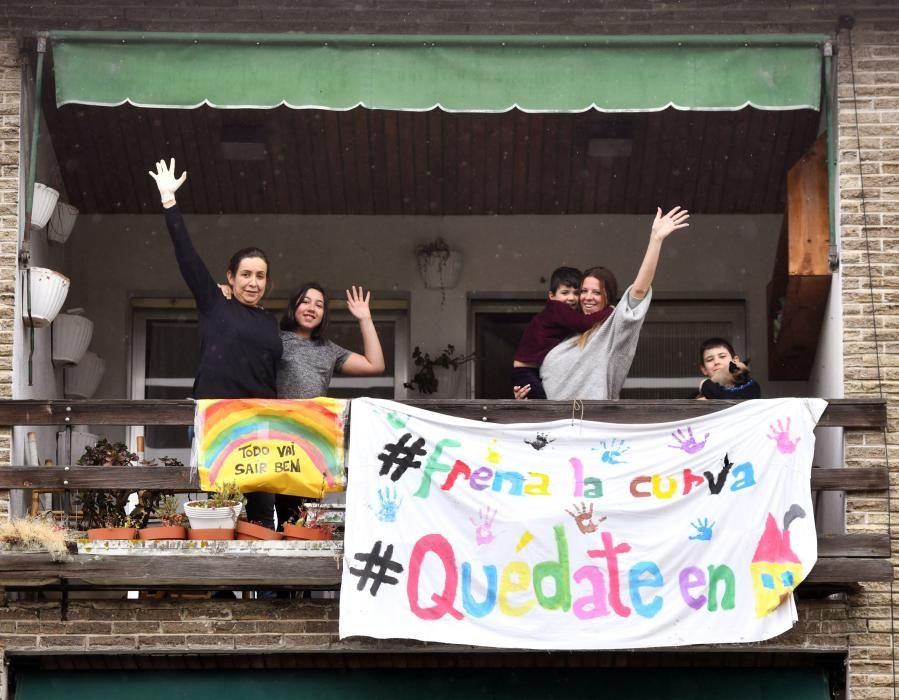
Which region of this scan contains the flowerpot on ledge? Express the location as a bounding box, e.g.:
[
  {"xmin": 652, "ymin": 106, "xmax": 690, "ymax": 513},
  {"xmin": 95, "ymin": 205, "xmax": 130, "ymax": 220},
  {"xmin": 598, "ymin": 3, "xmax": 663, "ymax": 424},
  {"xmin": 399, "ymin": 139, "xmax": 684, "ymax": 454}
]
[
  {"xmin": 23, "ymin": 267, "xmax": 70, "ymax": 327},
  {"xmin": 139, "ymin": 526, "xmax": 187, "ymax": 541},
  {"xmin": 87, "ymin": 527, "xmax": 138, "ymax": 541},
  {"xmin": 52, "ymin": 309, "xmax": 94, "ymax": 366},
  {"xmin": 282, "ymin": 523, "xmax": 333, "ymax": 541},
  {"xmin": 184, "ymin": 501, "xmax": 243, "ymax": 530},
  {"xmin": 189, "ymin": 528, "xmax": 235, "ymax": 541},
  {"xmin": 236, "ymin": 520, "xmax": 283, "ymax": 541}
]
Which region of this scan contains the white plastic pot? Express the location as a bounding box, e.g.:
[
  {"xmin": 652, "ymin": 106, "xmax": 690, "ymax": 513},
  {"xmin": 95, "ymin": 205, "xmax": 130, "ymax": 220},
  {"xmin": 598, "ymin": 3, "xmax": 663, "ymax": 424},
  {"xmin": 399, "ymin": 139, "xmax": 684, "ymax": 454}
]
[
  {"xmin": 31, "ymin": 183, "xmax": 60, "ymax": 230},
  {"xmin": 64, "ymin": 351, "xmax": 105, "ymax": 399},
  {"xmin": 184, "ymin": 501, "xmax": 243, "ymax": 530},
  {"xmin": 23, "ymin": 267, "xmax": 70, "ymax": 327},
  {"xmin": 52, "ymin": 309, "xmax": 94, "ymax": 366},
  {"xmin": 48, "ymin": 201, "xmax": 79, "ymax": 244}
]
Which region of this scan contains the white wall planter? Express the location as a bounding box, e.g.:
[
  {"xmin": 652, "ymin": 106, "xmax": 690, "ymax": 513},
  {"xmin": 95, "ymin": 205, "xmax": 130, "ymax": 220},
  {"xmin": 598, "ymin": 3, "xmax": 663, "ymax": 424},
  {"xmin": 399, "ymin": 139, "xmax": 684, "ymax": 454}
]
[
  {"xmin": 184, "ymin": 501, "xmax": 243, "ymax": 530},
  {"xmin": 52, "ymin": 309, "xmax": 94, "ymax": 366},
  {"xmin": 64, "ymin": 351, "xmax": 105, "ymax": 399},
  {"xmin": 48, "ymin": 202, "xmax": 79, "ymax": 244},
  {"xmin": 31, "ymin": 183, "xmax": 60, "ymax": 230},
  {"xmin": 23, "ymin": 267, "xmax": 70, "ymax": 328},
  {"xmin": 417, "ymin": 250, "xmax": 463, "ymax": 290}
]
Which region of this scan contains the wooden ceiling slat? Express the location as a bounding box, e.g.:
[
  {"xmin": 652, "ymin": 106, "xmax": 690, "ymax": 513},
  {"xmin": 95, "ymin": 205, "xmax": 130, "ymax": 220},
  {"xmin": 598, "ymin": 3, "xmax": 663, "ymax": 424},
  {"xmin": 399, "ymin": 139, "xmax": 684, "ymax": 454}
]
[
  {"xmin": 412, "ymin": 112, "xmax": 429, "ymax": 215},
  {"xmin": 354, "ymin": 108, "xmax": 375, "ymax": 215},
  {"xmin": 252, "ymin": 114, "xmax": 281, "ymax": 215},
  {"xmin": 622, "ymin": 115, "xmax": 648, "ymax": 215},
  {"xmin": 323, "ymin": 111, "xmax": 348, "ymax": 214},
  {"xmin": 290, "ymin": 110, "xmax": 317, "ymax": 215},
  {"xmin": 470, "ymin": 115, "xmax": 487, "ymax": 215},
  {"xmin": 337, "ymin": 110, "xmax": 360, "ymax": 215},
  {"xmin": 41, "ymin": 104, "xmax": 82, "ymax": 213},
  {"xmin": 271, "ymin": 109, "xmax": 303, "ymax": 215},
  {"xmin": 691, "ymin": 111, "xmax": 719, "ymax": 217},
  {"xmin": 306, "ymin": 111, "xmax": 333, "ymax": 214},
  {"xmin": 539, "ymin": 115, "xmax": 559, "ymax": 214},
  {"xmin": 511, "ymin": 110, "xmax": 530, "ymax": 215},
  {"xmin": 368, "ymin": 110, "xmax": 390, "ymax": 215},
  {"xmin": 524, "ymin": 114, "xmax": 544, "ymax": 215},
  {"xmin": 205, "ymin": 109, "xmax": 238, "ymax": 216},
  {"xmin": 427, "ymin": 109, "xmax": 444, "ymax": 216},
  {"xmin": 106, "ymin": 106, "xmax": 150, "ymax": 214},
  {"xmin": 71, "ymin": 107, "xmax": 112, "ymax": 214},
  {"xmin": 653, "ymin": 109, "xmax": 681, "ymax": 211},
  {"xmin": 119, "ymin": 108, "xmax": 158, "ymax": 214},
  {"xmin": 173, "ymin": 109, "xmax": 208, "ymax": 214},
  {"xmin": 554, "ymin": 114, "xmax": 575, "ymax": 215},
  {"xmin": 565, "ymin": 116, "xmax": 587, "ymax": 215},
  {"xmin": 483, "ymin": 113, "xmax": 501, "ymax": 215},
  {"xmin": 763, "ymin": 112, "xmax": 792, "ymax": 213},
  {"xmin": 497, "ymin": 111, "xmax": 516, "ymax": 215},
  {"xmin": 456, "ymin": 113, "xmax": 473, "ymax": 214},
  {"xmin": 442, "ymin": 112, "xmax": 459, "ymax": 215},
  {"xmin": 155, "ymin": 109, "xmax": 193, "ymax": 212},
  {"xmin": 396, "ymin": 111, "xmax": 416, "ymax": 215},
  {"xmin": 381, "ymin": 111, "xmax": 404, "ymax": 215},
  {"xmin": 706, "ymin": 112, "xmax": 737, "ymax": 215},
  {"xmin": 720, "ymin": 108, "xmax": 753, "ymax": 214},
  {"xmin": 637, "ymin": 112, "xmax": 665, "ymax": 215},
  {"xmin": 679, "ymin": 111, "xmax": 707, "ymax": 212},
  {"xmin": 184, "ymin": 108, "xmax": 224, "ymax": 215}
]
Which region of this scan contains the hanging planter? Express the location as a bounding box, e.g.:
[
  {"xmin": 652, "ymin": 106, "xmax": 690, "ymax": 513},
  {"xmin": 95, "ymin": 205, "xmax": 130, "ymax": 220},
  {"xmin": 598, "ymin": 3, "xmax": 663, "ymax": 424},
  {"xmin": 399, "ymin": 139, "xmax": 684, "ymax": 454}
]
[
  {"xmin": 64, "ymin": 351, "xmax": 105, "ymax": 399},
  {"xmin": 31, "ymin": 183, "xmax": 59, "ymax": 230},
  {"xmin": 52, "ymin": 309, "xmax": 94, "ymax": 366},
  {"xmin": 415, "ymin": 238, "xmax": 463, "ymax": 292},
  {"xmin": 48, "ymin": 201, "xmax": 79, "ymax": 244},
  {"xmin": 23, "ymin": 267, "xmax": 70, "ymax": 328}
]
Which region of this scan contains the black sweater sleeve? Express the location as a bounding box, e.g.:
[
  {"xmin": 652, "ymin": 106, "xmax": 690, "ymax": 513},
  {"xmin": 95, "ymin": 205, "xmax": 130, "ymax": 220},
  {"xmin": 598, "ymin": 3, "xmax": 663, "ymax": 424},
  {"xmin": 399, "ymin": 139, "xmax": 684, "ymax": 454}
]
[{"xmin": 164, "ymin": 205, "xmax": 220, "ymax": 313}]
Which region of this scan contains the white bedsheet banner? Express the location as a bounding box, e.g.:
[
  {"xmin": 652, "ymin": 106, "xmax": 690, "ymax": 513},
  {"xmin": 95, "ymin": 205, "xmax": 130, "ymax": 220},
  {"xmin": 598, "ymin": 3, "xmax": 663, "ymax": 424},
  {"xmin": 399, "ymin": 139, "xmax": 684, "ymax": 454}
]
[{"xmin": 340, "ymin": 397, "xmax": 827, "ymax": 649}]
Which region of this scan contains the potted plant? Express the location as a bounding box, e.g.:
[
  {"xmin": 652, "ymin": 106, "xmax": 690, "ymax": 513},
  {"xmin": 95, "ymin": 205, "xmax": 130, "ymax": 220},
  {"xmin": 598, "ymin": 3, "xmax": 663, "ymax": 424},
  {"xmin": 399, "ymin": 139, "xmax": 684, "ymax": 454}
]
[
  {"xmin": 77, "ymin": 439, "xmax": 165, "ymax": 539},
  {"xmin": 139, "ymin": 495, "xmax": 188, "ymax": 540},
  {"xmin": 415, "ymin": 237, "xmax": 463, "ymax": 302},
  {"xmin": 403, "ymin": 344, "xmax": 475, "ymax": 396},
  {"xmin": 184, "ymin": 480, "xmax": 243, "ymax": 538},
  {"xmin": 87, "ymin": 514, "xmax": 140, "ymax": 541},
  {"xmin": 282, "ymin": 508, "xmax": 334, "ymax": 541}
]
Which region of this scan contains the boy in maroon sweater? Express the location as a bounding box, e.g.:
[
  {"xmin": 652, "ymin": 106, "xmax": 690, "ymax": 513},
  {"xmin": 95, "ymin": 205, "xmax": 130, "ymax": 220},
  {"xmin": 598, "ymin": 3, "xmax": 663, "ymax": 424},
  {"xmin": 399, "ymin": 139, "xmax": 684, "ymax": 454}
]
[{"xmin": 511, "ymin": 266, "xmax": 613, "ymax": 399}]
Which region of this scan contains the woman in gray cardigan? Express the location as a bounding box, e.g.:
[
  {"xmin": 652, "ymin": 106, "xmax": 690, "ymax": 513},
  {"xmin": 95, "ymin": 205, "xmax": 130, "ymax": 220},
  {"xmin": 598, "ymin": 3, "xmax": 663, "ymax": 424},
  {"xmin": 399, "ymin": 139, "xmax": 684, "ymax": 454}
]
[{"xmin": 521, "ymin": 206, "xmax": 690, "ymax": 400}]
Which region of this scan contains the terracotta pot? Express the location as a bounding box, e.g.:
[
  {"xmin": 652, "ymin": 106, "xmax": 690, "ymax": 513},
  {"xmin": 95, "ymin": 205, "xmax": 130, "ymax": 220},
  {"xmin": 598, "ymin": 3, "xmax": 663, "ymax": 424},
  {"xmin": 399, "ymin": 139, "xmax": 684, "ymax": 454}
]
[
  {"xmin": 87, "ymin": 527, "xmax": 138, "ymax": 540},
  {"xmin": 236, "ymin": 521, "xmax": 283, "ymax": 541},
  {"xmin": 282, "ymin": 523, "xmax": 332, "ymax": 541},
  {"xmin": 188, "ymin": 528, "xmax": 234, "ymax": 541},
  {"xmin": 139, "ymin": 526, "xmax": 187, "ymax": 541}
]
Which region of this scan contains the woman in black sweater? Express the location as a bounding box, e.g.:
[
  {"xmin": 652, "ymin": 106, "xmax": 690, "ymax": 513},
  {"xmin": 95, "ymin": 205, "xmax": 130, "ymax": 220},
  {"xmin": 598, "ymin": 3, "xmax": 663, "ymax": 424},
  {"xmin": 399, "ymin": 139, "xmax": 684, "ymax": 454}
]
[{"xmin": 150, "ymin": 159, "xmax": 282, "ymax": 527}]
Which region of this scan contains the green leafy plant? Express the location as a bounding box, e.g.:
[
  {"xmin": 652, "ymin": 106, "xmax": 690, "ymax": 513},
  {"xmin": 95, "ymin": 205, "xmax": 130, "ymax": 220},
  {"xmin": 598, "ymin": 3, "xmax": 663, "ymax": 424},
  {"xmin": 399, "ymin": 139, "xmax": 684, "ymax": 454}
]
[
  {"xmin": 403, "ymin": 344, "xmax": 475, "ymax": 395},
  {"xmin": 153, "ymin": 495, "xmax": 186, "ymax": 528},
  {"xmin": 191, "ymin": 480, "xmax": 243, "ymax": 509},
  {"xmin": 76, "ymin": 439, "xmax": 180, "ymax": 530}
]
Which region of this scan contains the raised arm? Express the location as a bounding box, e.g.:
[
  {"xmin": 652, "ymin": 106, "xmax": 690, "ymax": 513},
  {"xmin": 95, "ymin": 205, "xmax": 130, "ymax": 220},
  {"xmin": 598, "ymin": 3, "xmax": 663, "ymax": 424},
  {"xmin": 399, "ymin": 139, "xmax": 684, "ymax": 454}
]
[
  {"xmin": 339, "ymin": 286, "xmax": 386, "ymax": 376},
  {"xmin": 630, "ymin": 206, "xmax": 690, "ymax": 301},
  {"xmin": 149, "ymin": 159, "xmax": 220, "ymax": 311}
]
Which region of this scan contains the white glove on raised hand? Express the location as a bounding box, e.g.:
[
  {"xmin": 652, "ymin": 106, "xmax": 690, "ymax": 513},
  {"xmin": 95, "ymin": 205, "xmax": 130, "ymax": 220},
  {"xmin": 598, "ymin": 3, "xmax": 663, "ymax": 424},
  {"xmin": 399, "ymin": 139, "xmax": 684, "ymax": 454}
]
[{"xmin": 148, "ymin": 158, "xmax": 187, "ymax": 205}]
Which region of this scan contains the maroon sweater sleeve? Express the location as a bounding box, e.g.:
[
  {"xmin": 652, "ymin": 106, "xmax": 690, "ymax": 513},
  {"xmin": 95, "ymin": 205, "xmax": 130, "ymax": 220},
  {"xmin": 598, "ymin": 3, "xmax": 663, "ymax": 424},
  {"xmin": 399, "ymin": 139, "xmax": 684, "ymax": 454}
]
[
  {"xmin": 513, "ymin": 300, "xmax": 613, "ymax": 365},
  {"xmin": 542, "ymin": 299, "xmax": 611, "ymax": 332}
]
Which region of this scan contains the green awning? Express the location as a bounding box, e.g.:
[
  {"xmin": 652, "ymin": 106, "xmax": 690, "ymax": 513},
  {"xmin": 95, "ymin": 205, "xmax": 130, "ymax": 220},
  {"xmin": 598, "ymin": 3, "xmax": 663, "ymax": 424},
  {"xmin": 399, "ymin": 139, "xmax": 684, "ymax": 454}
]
[{"xmin": 49, "ymin": 32, "xmax": 826, "ymax": 113}]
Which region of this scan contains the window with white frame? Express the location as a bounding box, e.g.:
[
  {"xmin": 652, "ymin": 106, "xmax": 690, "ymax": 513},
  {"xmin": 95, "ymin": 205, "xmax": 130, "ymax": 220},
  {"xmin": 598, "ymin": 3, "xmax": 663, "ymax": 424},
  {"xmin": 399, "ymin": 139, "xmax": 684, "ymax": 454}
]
[{"xmin": 130, "ymin": 301, "xmax": 408, "ymax": 461}]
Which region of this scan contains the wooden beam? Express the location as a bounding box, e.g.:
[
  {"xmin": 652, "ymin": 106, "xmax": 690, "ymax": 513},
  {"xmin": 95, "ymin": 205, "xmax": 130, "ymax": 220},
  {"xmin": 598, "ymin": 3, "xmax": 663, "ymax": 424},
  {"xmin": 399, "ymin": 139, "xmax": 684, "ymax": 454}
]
[
  {"xmin": 0, "ymin": 466, "xmax": 888, "ymax": 493},
  {"xmin": 0, "ymin": 399, "xmax": 886, "ymax": 428},
  {"xmin": 816, "ymin": 534, "xmax": 890, "ymax": 558},
  {"xmin": 805, "ymin": 557, "xmax": 893, "ymax": 583}
]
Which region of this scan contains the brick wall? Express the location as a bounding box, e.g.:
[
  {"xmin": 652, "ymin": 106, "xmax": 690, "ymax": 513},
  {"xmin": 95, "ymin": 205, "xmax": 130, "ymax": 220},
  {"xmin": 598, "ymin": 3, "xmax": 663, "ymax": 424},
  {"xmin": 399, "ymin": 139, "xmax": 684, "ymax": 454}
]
[{"xmin": 0, "ymin": 1, "xmax": 897, "ymax": 697}]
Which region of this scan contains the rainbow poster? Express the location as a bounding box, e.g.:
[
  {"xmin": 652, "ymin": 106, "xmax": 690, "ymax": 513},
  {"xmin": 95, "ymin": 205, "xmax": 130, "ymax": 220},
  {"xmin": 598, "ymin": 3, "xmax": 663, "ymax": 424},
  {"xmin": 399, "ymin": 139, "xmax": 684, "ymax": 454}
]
[
  {"xmin": 194, "ymin": 398, "xmax": 347, "ymax": 497},
  {"xmin": 340, "ymin": 397, "xmax": 826, "ymax": 649}
]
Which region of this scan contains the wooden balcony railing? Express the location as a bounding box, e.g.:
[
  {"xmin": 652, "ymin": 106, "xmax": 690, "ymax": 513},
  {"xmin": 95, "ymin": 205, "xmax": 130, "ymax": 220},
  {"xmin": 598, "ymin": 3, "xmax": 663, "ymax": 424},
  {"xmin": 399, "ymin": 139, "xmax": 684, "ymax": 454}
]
[{"xmin": 0, "ymin": 399, "xmax": 889, "ymax": 594}]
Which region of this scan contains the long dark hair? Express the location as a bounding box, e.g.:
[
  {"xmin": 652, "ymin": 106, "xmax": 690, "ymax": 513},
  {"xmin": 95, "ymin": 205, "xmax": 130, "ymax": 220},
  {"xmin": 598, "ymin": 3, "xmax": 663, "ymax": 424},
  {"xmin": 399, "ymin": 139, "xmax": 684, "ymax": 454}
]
[{"xmin": 280, "ymin": 282, "xmax": 329, "ymax": 340}]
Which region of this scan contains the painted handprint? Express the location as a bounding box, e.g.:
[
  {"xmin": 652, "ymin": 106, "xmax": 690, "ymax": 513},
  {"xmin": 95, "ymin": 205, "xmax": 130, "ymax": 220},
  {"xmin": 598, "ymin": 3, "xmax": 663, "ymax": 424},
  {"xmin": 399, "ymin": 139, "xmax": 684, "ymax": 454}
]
[
  {"xmin": 668, "ymin": 426, "xmax": 709, "ymax": 454},
  {"xmin": 374, "ymin": 487, "xmax": 402, "ymax": 522},
  {"xmin": 524, "ymin": 432, "xmax": 554, "ymax": 450},
  {"xmin": 565, "ymin": 502, "xmax": 606, "ymax": 534},
  {"xmin": 470, "ymin": 507, "xmax": 497, "ymax": 546},
  {"xmin": 689, "ymin": 517, "xmax": 715, "ymax": 541},
  {"xmin": 600, "ymin": 438, "xmax": 630, "ymax": 465},
  {"xmin": 768, "ymin": 417, "xmax": 800, "ymax": 454}
]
